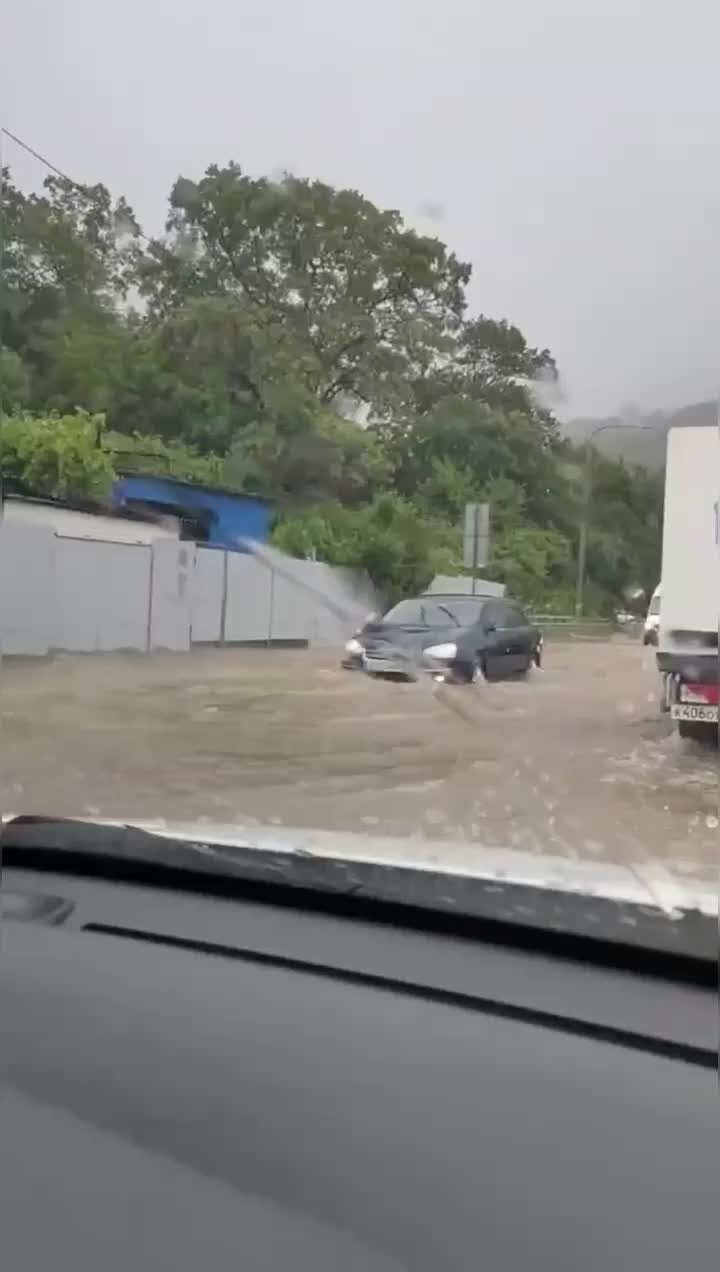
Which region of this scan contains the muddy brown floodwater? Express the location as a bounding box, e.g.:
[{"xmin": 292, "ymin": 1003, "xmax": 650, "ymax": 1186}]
[{"xmin": 1, "ymin": 639, "xmax": 716, "ymax": 882}]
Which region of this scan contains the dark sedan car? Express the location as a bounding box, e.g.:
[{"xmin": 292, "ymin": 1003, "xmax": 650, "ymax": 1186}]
[{"xmin": 342, "ymin": 593, "xmax": 542, "ymax": 683}]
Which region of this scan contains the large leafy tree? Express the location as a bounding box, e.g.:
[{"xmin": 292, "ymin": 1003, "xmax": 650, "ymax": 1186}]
[
  {"xmin": 1, "ymin": 168, "xmax": 139, "ymax": 414},
  {"xmin": 1, "ymin": 170, "xmax": 137, "ymax": 335},
  {"xmin": 110, "ymin": 296, "xmax": 320, "ymax": 453},
  {"xmin": 411, "ymin": 316, "xmax": 559, "ymax": 439},
  {"xmin": 136, "ymin": 165, "xmax": 471, "ymax": 417},
  {"xmin": 377, "ymin": 396, "xmax": 567, "ymax": 527}
]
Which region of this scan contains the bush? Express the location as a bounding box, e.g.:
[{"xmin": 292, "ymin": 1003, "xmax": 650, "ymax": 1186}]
[{"xmin": 0, "ymin": 410, "xmax": 115, "ymax": 502}]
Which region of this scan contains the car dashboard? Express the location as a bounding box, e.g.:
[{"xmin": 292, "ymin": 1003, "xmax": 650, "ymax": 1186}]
[{"xmin": 2, "ymin": 854, "xmax": 715, "ymax": 1271}]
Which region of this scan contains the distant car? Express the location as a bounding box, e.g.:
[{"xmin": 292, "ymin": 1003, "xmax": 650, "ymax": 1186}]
[
  {"xmin": 643, "ymin": 586, "xmax": 661, "ymax": 646},
  {"xmin": 342, "ymin": 593, "xmax": 542, "ymax": 683}
]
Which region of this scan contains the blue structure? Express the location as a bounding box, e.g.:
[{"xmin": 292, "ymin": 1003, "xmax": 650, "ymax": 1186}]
[{"xmin": 112, "ymin": 474, "xmax": 272, "ymax": 550}]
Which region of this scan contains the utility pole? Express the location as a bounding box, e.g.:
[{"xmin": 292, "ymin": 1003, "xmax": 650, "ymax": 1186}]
[{"xmin": 574, "ymin": 440, "xmax": 592, "ymax": 616}]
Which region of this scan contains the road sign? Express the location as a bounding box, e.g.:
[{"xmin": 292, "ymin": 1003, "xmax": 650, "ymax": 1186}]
[{"xmin": 463, "ymin": 502, "xmax": 490, "ymax": 571}]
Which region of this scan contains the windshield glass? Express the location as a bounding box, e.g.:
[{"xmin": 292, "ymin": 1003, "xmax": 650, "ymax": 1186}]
[
  {"xmin": 0, "ymin": 8, "xmax": 716, "ymax": 937},
  {"xmin": 381, "ymin": 598, "xmax": 486, "ymax": 627}
]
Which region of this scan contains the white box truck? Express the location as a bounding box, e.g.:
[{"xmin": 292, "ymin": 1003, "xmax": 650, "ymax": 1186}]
[{"xmin": 656, "ymin": 422, "xmax": 718, "ymax": 743}]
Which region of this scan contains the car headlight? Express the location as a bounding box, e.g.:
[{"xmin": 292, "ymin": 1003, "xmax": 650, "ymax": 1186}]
[
  {"xmin": 345, "ymin": 637, "xmax": 363, "ymax": 655},
  {"xmin": 424, "ymin": 642, "xmax": 457, "ymax": 661}
]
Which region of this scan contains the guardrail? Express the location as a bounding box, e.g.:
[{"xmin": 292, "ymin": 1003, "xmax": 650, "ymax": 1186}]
[{"xmin": 530, "ymin": 615, "xmax": 617, "ymax": 641}]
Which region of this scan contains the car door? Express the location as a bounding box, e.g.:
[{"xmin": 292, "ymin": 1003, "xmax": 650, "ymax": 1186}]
[
  {"xmin": 503, "ymin": 604, "xmax": 533, "ymax": 672},
  {"xmin": 479, "ymin": 601, "xmax": 514, "ymax": 677}
]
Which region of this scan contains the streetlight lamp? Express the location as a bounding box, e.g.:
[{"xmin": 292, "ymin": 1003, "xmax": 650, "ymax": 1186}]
[{"xmin": 574, "ymin": 421, "xmax": 655, "ymax": 617}]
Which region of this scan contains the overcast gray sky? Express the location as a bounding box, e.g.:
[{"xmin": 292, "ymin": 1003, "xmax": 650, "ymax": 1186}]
[{"xmin": 3, "ymin": 0, "xmax": 718, "ymax": 416}]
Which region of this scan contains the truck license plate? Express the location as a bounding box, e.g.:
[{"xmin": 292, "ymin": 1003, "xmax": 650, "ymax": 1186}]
[{"xmin": 671, "ymin": 704, "xmax": 718, "ymax": 723}]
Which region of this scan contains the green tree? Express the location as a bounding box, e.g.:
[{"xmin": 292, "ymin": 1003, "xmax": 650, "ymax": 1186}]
[
  {"xmin": 0, "ymin": 347, "xmax": 32, "ymax": 409},
  {"xmin": 224, "ymin": 408, "xmax": 390, "ymax": 504},
  {"xmin": 116, "ymin": 296, "xmax": 320, "ymax": 452},
  {"xmin": 136, "ymin": 165, "xmax": 471, "ymax": 416},
  {"xmin": 1, "ymin": 168, "xmax": 140, "ymax": 422},
  {"xmin": 1, "ymin": 170, "xmax": 138, "ymax": 348},
  {"xmin": 103, "ymin": 431, "xmax": 225, "ymax": 486},
  {"xmin": 378, "ymin": 396, "xmax": 567, "ymax": 529},
  {"xmin": 0, "ymin": 411, "xmax": 115, "ymax": 501},
  {"xmin": 273, "ymin": 492, "xmax": 457, "ymax": 600},
  {"xmin": 411, "ymin": 316, "xmax": 559, "ymax": 438},
  {"xmin": 583, "ymin": 452, "xmax": 662, "ymax": 604},
  {"xmin": 27, "ymin": 309, "xmax": 132, "ymax": 416},
  {"xmin": 487, "ymin": 526, "xmax": 572, "ymax": 608}
]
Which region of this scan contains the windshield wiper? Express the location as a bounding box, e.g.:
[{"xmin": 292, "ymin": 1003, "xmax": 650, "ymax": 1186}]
[{"xmin": 436, "ymin": 604, "xmax": 461, "ymax": 626}]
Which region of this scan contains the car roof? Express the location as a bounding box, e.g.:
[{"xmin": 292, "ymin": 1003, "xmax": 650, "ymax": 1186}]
[{"xmin": 420, "ymin": 592, "xmax": 499, "ymax": 602}]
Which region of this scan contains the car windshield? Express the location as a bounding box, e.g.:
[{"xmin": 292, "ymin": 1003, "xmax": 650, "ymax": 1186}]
[
  {"xmin": 381, "ymin": 598, "xmax": 486, "ymax": 627},
  {"xmin": 0, "ymin": 8, "xmax": 716, "ymax": 947}
]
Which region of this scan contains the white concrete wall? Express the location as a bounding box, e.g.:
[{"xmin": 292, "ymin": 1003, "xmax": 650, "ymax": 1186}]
[
  {"xmin": 272, "ymin": 560, "xmax": 377, "ymax": 645},
  {"xmin": 150, "ymin": 540, "xmax": 193, "ymax": 652},
  {"xmin": 54, "ymin": 537, "xmax": 152, "ymax": 652},
  {"xmin": 0, "ymin": 521, "xmax": 385, "ymax": 656},
  {"xmin": 224, "ymin": 555, "xmax": 273, "ymax": 642},
  {"xmin": 3, "ymin": 498, "xmax": 179, "ymax": 544},
  {"xmin": 0, "ymin": 522, "xmax": 55, "ymax": 654},
  {"xmin": 190, "ymin": 548, "xmax": 225, "ymax": 643}
]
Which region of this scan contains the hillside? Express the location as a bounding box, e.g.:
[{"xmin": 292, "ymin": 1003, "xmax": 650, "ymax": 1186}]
[{"xmin": 562, "ymin": 400, "xmax": 716, "ymax": 469}]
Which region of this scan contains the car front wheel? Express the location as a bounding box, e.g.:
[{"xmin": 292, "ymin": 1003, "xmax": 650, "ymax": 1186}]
[{"xmin": 451, "ymin": 655, "xmax": 485, "ymax": 685}]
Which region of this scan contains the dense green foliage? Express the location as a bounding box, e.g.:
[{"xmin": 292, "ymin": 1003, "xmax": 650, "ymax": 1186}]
[{"xmin": 0, "ymin": 162, "xmax": 662, "ymax": 610}]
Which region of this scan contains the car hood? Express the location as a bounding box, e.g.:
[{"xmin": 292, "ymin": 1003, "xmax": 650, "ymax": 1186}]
[
  {"xmin": 3, "ymin": 814, "xmax": 716, "ymax": 958},
  {"xmin": 361, "ymin": 621, "xmax": 468, "ymax": 652}
]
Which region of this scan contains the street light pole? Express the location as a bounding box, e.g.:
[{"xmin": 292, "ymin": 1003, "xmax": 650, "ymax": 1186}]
[
  {"xmin": 574, "ymin": 439, "xmax": 592, "ymax": 616},
  {"xmin": 574, "ymin": 421, "xmax": 654, "ymax": 617}
]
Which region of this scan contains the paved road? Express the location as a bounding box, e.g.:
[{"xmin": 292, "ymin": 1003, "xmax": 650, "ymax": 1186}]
[{"xmin": 1, "ymin": 640, "xmax": 716, "ymax": 881}]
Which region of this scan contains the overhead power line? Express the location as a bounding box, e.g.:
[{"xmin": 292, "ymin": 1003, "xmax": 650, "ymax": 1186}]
[
  {"xmin": 0, "ymin": 126, "xmax": 157, "ymax": 249},
  {"xmin": 1, "ymin": 126, "xmax": 78, "ymax": 187}
]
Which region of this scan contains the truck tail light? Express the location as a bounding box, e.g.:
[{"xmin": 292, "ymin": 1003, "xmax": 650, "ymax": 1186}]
[{"xmin": 679, "ymin": 682, "xmax": 720, "ymax": 705}]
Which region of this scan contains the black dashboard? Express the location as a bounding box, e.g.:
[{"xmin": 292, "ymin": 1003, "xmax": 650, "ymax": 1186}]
[{"xmin": 3, "ymin": 859, "xmax": 715, "ymax": 1271}]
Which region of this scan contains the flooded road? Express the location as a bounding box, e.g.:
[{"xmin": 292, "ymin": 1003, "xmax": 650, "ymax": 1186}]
[{"xmin": 1, "ymin": 639, "xmax": 716, "ymax": 882}]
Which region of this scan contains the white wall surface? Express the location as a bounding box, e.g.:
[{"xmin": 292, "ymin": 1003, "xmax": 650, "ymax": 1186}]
[
  {"xmin": 224, "ymin": 554, "xmax": 273, "ymax": 643},
  {"xmin": 54, "ymin": 537, "xmax": 152, "ymax": 652},
  {"xmin": 150, "ymin": 540, "xmax": 193, "ymax": 652},
  {"xmin": 276, "ymin": 560, "xmax": 375, "ymax": 644},
  {"xmin": 0, "ymin": 521, "xmax": 387, "ymax": 655},
  {"xmin": 3, "ymin": 498, "xmax": 178, "ymax": 544},
  {"xmin": 190, "ymin": 548, "xmax": 225, "ymax": 643},
  {"xmin": 0, "ymin": 522, "xmax": 55, "ymax": 654}
]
